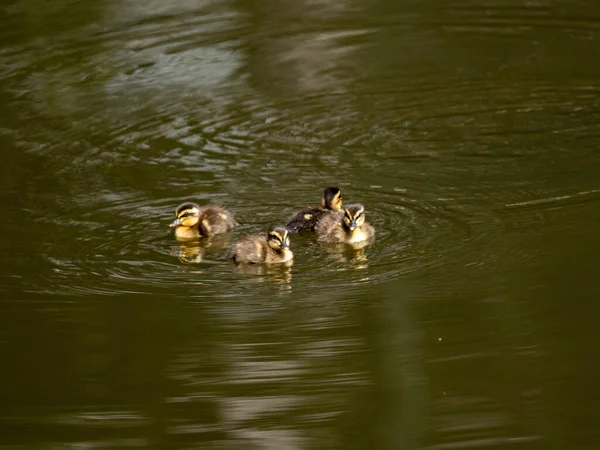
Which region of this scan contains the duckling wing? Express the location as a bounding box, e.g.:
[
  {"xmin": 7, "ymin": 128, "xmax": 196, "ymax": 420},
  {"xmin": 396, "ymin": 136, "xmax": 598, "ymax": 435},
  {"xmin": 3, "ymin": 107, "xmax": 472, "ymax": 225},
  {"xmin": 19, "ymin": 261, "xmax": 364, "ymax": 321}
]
[
  {"xmin": 200, "ymin": 206, "xmax": 238, "ymax": 236},
  {"xmin": 286, "ymin": 206, "xmax": 328, "ymax": 232},
  {"xmin": 228, "ymin": 236, "xmax": 268, "ymax": 264},
  {"xmin": 315, "ymin": 211, "xmax": 346, "ymax": 242},
  {"xmin": 363, "ymin": 222, "xmax": 376, "ymax": 239}
]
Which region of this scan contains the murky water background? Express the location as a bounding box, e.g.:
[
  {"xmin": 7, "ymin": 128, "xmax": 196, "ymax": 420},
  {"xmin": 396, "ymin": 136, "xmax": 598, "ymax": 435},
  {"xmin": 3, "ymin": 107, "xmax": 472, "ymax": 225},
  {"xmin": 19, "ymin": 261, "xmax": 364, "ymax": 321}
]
[{"xmin": 2, "ymin": 0, "xmax": 600, "ymax": 448}]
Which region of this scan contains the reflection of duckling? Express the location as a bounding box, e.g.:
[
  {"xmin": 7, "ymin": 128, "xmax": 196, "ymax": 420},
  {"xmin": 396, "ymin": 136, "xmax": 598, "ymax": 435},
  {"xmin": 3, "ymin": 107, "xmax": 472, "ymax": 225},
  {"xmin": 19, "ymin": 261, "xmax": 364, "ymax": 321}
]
[
  {"xmin": 170, "ymin": 232, "xmax": 234, "ymax": 264},
  {"xmin": 286, "ymin": 187, "xmax": 343, "ymax": 232},
  {"xmin": 233, "ymin": 259, "xmax": 294, "ymax": 285},
  {"xmin": 170, "ymin": 244, "xmax": 204, "ymax": 264},
  {"xmin": 169, "ymin": 202, "xmax": 237, "ymax": 240},
  {"xmin": 315, "ymin": 204, "xmax": 375, "ymax": 243},
  {"xmin": 227, "ymin": 226, "xmax": 293, "ymax": 264},
  {"xmin": 319, "ymin": 241, "xmax": 370, "ymax": 268}
]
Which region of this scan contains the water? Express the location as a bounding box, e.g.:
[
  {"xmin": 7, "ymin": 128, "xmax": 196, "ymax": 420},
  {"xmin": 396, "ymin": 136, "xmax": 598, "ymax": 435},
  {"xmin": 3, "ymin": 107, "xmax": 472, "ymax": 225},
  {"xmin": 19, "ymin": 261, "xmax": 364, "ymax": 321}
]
[{"xmin": 2, "ymin": 0, "xmax": 600, "ymax": 448}]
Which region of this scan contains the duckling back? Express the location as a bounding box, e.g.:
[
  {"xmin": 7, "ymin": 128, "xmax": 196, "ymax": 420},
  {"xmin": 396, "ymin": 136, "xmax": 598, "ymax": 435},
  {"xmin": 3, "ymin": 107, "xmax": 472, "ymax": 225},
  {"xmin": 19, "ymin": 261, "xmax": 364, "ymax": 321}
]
[
  {"xmin": 286, "ymin": 187, "xmax": 343, "ymax": 233},
  {"xmin": 199, "ymin": 206, "xmax": 238, "ymax": 236},
  {"xmin": 286, "ymin": 207, "xmax": 330, "ymax": 233},
  {"xmin": 314, "ymin": 210, "xmax": 347, "ymax": 242},
  {"xmin": 227, "ymin": 235, "xmax": 268, "ymax": 264}
]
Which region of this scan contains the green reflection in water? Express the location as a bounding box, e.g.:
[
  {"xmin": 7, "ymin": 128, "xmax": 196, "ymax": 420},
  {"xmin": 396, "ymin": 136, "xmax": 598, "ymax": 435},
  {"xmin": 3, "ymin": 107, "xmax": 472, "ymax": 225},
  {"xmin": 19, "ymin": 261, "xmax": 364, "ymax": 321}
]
[{"xmin": 2, "ymin": 0, "xmax": 600, "ymax": 448}]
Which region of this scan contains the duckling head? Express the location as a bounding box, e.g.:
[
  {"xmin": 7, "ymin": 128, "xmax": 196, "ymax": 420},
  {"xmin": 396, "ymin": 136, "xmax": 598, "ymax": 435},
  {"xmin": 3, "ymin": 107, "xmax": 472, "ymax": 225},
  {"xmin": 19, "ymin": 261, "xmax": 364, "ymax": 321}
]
[
  {"xmin": 170, "ymin": 202, "xmax": 201, "ymax": 229},
  {"xmin": 342, "ymin": 204, "xmax": 366, "ymax": 231},
  {"xmin": 268, "ymin": 226, "xmax": 291, "ymax": 252},
  {"xmin": 321, "ymin": 187, "xmax": 343, "ymax": 211}
]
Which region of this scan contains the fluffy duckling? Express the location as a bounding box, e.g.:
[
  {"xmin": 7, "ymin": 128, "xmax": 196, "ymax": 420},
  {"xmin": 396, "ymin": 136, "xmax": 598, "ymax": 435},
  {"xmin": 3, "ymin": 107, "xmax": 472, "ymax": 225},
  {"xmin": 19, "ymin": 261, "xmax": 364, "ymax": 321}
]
[
  {"xmin": 227, "ymin": 226, "xmax": 293, "ymax": 264},
  {"xmin": 315, "ymin": 204, "xmax": 375, "ymax": 244},
  {"xmin": 286, "ymin": 187, "xmax": 343, "ymax": 232},
  {"xmin": 170, "ymin": 202, "xmax": 237, "ymax": 240}
]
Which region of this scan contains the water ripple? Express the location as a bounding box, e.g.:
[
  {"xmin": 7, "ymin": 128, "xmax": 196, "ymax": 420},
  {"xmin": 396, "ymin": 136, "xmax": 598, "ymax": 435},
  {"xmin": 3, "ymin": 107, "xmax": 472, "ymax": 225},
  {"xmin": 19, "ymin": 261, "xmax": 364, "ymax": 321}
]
[{"xmin": 4, "ymin": 0, "xmax": 598, "ymax": 304}]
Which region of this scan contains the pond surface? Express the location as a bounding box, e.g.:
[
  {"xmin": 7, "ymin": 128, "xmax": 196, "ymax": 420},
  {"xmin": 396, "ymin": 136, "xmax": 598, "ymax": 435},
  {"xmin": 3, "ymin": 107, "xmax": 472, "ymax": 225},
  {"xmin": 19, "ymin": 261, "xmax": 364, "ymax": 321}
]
[{"xmin": 2, "ymin": 0, "xmax": 600, "ymax": 448}]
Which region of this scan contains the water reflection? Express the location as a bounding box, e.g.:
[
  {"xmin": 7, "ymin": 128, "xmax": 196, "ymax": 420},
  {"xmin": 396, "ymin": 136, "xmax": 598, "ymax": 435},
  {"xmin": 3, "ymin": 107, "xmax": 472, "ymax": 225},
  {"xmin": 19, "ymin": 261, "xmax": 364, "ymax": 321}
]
[
  {"xmin": 235, "ymin": 0, "xmax": 361, "ymax": 96},
  {"xmin": 2, "ymin": 0, "xmax": 600, "ymax": 448},
  {"xmin": 169, "ymin": 233, "xmax": 234, "ymax": 264},
  {"xmin": 170, "ymin": 242, "xmax": 204, "ymax": 264},
  {"xmin": 319, "ymin": 241, "xmax": 371, "ymax": 271},
  {"xmin": 232, "ymin": 258, "xmax": 293, "ymax": 279},
  {"xmin": 230, "ymin": 258, "xmax": 294, "ymax": 291}
]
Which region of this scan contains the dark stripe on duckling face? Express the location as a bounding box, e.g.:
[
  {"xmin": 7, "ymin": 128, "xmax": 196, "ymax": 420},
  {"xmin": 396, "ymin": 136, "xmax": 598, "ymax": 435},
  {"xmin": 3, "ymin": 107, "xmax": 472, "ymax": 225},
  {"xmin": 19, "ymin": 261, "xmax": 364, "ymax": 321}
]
[
  {"xmin": 268, "ymin": 227, "xmax": 290, "ymax": 250},
  {"xmin": 342, "ymin": 205, "xmax": 365, "ymax": 231},
  {"xmin": 171, "ymin": 203, "xmax": 200, "ymax": 228},
  {"xmin": 176, "ymin": 202, "xmax": 200, "ymax": 216}
]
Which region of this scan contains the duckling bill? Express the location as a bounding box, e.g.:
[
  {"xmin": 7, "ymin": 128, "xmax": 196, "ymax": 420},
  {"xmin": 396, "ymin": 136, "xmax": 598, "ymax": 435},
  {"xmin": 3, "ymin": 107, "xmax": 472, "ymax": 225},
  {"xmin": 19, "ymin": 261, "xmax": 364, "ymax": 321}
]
[
  {"xmin": 286, "ymin": 187, "xmax": 343, "ymax": 233},
  {"xmin": 227, "ymin": 226, "xmax": 293, "ymax": 264},
  {"xmin": 170, "ymin": 202, "xmax": 237, "ymax": 240},
  {"xmin": 315, "ymin": 204, "xmax": 375, "ymax": 243}
]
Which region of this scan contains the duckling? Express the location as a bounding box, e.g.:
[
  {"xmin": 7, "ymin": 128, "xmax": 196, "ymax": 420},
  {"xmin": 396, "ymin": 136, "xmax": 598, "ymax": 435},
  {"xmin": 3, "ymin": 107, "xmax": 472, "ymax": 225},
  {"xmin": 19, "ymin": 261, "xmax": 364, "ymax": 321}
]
[
  {"xmin": 286, "ymin": 187, "xmax": 343, "ymax": 233},
  {"xmin": 169, "ymin": 202, "xmax": 237, "ymax": 240},
  {"xmin": 227, "ymin": 226, "xmax": 293, "ymax": 264},
  {"xmin": 315, "ymin": 204, "xmax": 375, "ymax": 244}
]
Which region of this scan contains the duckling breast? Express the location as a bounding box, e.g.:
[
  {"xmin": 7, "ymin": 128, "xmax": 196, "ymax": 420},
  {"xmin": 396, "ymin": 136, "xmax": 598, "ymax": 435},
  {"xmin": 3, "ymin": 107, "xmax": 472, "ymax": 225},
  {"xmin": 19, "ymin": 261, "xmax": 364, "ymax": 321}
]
[
  {"xmin": 278, "ymin": 249, "xmax": 294, "ymax": 262},
  {"xmin": 175, "ymin": 226, "xmax": 201, "ymax": 240},
  {"xmin": 346, "ymin": 224, "xmax": 375, "ymax": 243}
]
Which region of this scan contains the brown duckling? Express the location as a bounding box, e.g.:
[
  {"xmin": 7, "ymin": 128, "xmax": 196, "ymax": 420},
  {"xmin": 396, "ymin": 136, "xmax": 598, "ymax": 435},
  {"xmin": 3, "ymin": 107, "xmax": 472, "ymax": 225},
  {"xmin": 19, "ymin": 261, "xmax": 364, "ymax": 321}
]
[
  {"xmin": 227, "ymin": 226, "xmax": 293, "ymax": 264},
  {"xmin": 169, "ymin": 202, "xmax": 237, "ymax": 240},
  {"xmin": 315, "ymin": 204, "xmax": 375, "ymax": 244},
  {"xmin": 286, "ymin": 187, "xmax": 343, "ymax": 233}
]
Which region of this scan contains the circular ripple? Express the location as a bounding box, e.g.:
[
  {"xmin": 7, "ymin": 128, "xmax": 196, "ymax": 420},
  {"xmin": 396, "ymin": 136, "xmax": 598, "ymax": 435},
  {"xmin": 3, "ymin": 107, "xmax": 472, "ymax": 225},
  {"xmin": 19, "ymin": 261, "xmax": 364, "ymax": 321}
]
[
  {"xmin": 27, "ymin": 176, "xmax": 480, "ymax": 298},
  {"xmin": 7, "ymin": 4, "xmax": 585, "ymax": 298}
]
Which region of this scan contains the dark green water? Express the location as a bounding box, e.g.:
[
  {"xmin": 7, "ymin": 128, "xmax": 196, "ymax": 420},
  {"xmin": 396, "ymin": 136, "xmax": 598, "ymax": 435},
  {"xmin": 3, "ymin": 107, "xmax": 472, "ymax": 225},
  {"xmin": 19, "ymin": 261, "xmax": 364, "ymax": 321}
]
[{"xmin": 2, "ymin": 0, "xmax": 600, "ymax": 448}]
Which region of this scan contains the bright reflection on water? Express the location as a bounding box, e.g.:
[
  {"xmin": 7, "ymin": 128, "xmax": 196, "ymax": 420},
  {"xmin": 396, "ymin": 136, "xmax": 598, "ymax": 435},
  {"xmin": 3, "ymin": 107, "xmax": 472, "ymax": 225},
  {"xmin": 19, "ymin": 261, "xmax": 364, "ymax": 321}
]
[{"xmin": 2, "ymin": 0, "xmax": 600, "ymax": 448}]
